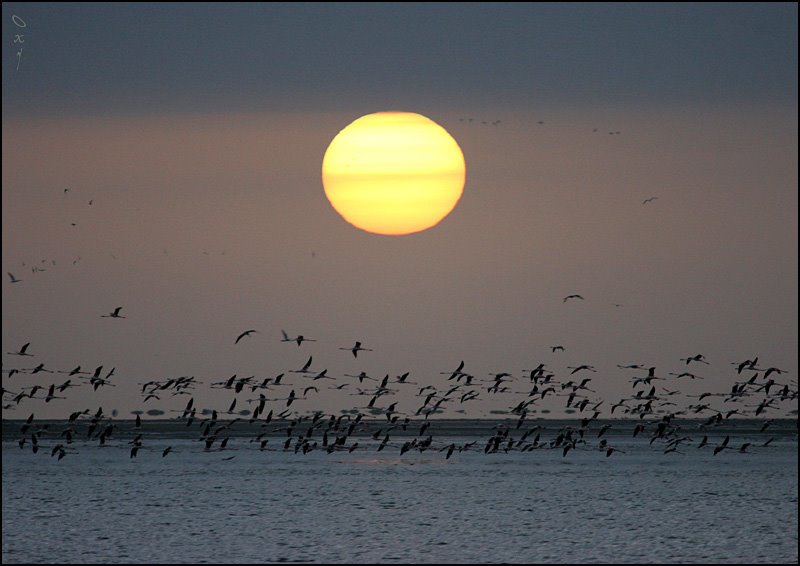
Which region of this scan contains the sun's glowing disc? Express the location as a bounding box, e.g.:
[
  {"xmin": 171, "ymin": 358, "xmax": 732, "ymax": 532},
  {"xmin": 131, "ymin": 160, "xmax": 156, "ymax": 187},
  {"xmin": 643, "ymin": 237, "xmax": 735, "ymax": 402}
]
[{"xmin": 322, "ymin": 112, "xmax": 466, "ymax": 236}]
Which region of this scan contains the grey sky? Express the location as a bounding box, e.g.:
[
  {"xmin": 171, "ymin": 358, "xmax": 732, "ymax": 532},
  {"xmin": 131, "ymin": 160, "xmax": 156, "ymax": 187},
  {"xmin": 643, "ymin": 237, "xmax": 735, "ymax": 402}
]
[
  {"xmin": 2, "ymin": 3, "xmax": 797, "ymax": 420},
  {"xmin": 3, "ymin": 3, "xmax": 797, "ymax": 116}
]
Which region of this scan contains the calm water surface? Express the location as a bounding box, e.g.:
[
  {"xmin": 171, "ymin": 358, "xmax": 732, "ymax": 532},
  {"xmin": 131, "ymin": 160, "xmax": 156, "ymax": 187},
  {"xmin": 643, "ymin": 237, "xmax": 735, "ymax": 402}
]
[{"xmin": 3, "ymin": 422, "xmax": 797, "ymax": 564}]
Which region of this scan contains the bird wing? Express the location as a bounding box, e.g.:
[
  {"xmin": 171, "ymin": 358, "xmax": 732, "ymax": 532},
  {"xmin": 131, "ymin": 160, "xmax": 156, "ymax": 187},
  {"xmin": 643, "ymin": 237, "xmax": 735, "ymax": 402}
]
[{"xmin": 235, "ymin": 330, "xmax": 255, "ymax": 344}]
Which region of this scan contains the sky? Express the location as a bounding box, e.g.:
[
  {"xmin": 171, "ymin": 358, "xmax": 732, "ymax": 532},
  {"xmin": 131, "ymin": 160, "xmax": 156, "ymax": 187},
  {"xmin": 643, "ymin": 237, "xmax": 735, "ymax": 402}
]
[{"xmin": 2, "ymin": 3, "xmax": 797, "ymax": 420}]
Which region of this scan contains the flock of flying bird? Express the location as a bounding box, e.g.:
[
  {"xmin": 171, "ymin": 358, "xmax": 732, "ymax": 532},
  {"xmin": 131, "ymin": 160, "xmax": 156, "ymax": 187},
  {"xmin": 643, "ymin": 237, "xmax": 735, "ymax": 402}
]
[
  {"xmin": 0, "ymin": 183, "xmax": 792, "ymax": 460},
  {"xmin": 3, "ymin": 118, "xmax": 793, "ymax": 467},
  {"xmin": 3, "ymin": 317, "xmax": 797, "ymax": 462}
]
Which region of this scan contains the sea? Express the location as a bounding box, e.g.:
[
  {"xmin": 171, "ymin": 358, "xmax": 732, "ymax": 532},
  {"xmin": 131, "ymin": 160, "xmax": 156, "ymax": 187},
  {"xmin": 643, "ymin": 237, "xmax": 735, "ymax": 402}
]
[{"xmin": 2, "ymin": 419, "xmax": 798, "ymax": 564}]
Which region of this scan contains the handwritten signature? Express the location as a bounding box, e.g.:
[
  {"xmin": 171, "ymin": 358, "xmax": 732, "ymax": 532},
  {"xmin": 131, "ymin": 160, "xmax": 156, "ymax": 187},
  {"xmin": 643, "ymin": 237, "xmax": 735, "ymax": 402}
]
[{"xmin": 12, "ymin": 14, "xmax": 27, "ymax": 71}]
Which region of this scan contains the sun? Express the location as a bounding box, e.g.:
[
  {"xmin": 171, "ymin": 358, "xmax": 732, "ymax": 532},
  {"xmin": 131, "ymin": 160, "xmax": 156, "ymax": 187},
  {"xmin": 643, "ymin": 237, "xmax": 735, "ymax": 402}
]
[{"xmin": 322, "ymin": 112, "xmax": 466, "ymax": 236}]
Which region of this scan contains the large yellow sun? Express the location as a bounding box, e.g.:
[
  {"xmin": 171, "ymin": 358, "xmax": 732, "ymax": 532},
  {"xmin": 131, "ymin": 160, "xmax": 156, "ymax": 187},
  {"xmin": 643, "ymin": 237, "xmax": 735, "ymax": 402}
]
[{"xmin": 322, "ymin": 112, "xmax": 466, "ymax": 236}]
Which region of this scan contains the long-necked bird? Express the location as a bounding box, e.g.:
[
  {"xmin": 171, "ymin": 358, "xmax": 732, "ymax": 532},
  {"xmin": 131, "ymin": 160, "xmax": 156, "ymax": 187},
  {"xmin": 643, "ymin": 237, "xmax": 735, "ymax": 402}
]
[
  {"xmin": 102, "ymin": 307, "xmax": 126, "ymax": 318},
  {"xmin": 339, "ymin": 341, "xmax": 373, "ymax": 358},
  {"xmin": 8, "ymin": 342, "xmax": 33, "ymax": 356}
]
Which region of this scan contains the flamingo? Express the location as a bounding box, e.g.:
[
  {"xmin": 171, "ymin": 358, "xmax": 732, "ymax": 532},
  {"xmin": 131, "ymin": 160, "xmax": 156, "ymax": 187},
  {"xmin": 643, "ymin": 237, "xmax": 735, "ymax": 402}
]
[
  {"xmin": 281, "ymin": 330, "xmax": 316, "ymax": 346},
  {"xmin": 8, "ymin": 342, "xmax": 33, "ymax": 356},
  {"xmin": 339, "ymin": 341, "xmax": 373, "ymax": 358},
  {"xmin": 101, "ymin": 307, "xmax": 126, "ymax": 318}
]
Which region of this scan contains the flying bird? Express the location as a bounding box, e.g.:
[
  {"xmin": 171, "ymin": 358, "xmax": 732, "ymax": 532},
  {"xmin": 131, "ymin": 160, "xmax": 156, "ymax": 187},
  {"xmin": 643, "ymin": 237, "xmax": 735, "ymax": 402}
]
[
  {"xmin": 440, "ymin": 360, "xmax": 466, "ymax": 381},
  {"xmin": 713, "ymin": 436, "xmax": 730, "ymax": 456},
  {"xmin": 235, "ymin": 329, "xmax": 258, "ymax": 344},
  {"xmin": 7, "ymin": 272, "xmax": 22, "ymax": 283},
  {"xmin": 763, "ymin": 367, "xmax": 786, "ymax": 379},
  {"xmin": 101, "ymin": 307, "xmax": 126, "ymax": 318},
  {"xmin": 339, "ymin": 341, "xmax": 373, "ymax": 358},
  {"xmin": 9, "ymin": 343, "xmax": 33, "ymax": 356},
  {"xmin": 642, "ymin": 197, "xmax": 658, "ymax": 205},
  {"xmin": 291, "ymin": 356, "xmax": 314, "ymax": 374},
  {"xmin": 735, "ymin": 357, "xmax": 759, "ymax": 374},
  {"xmin": 563, "ymin": 294, "xmax": 584, "ymax": 302},
  {"xmin": 281, "ymin": 330, "xmax": 316, "ymax": 346}
]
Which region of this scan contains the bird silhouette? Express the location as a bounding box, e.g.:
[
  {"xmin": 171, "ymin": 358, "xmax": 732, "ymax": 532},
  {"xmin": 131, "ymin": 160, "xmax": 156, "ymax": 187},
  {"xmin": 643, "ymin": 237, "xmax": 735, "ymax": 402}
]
[
  {"xmin": 281, "ymin": 330, "xmax": 316, "ymax": 346},
  {"xmin": 291, "ymin": 356, "xmax": 314, "ymax": 374},
  {"xmin": 8, "ymin": 342, "xmax": 33, "ymax": 356},
  {"xmin": 339, "ymin": 341, "xmax": 373, "ymax": 358},
  {"xmin": 568, "ymin": 365, "xmax": 596, "ymax": 374},
  {"xmin": 713, "ymin": 436, "xmax": 730, "ymax": 456},
  {"xmin": 101, "ymin": 307, "xmax": 126, "ymax": 318},
  {"xmin": 235, "ymin": 329, "xmax": 258, "ymax": 344}
]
